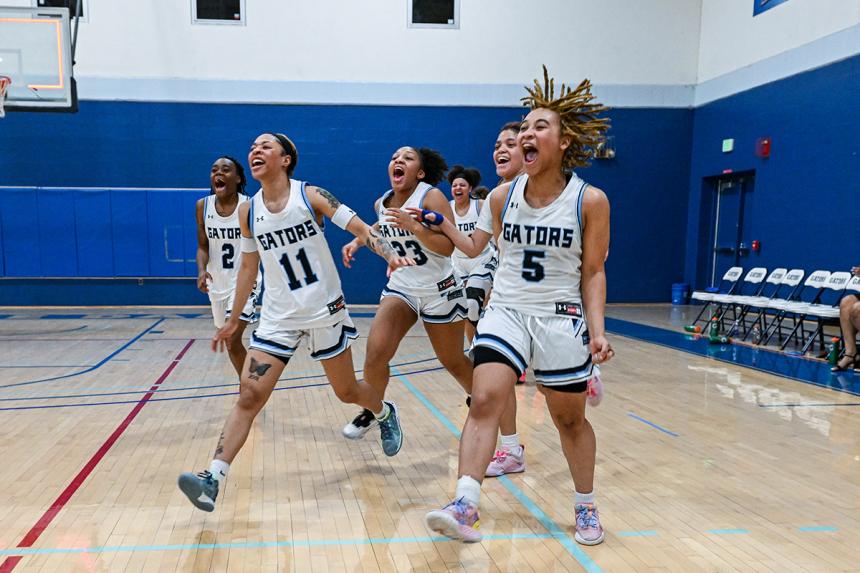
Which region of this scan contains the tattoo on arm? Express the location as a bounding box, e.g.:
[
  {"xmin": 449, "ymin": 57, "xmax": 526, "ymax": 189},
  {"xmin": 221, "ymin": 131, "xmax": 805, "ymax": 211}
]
[
  {"xmin": 248, "ymin": 357, "xmax": 272, "ymax": 381},
  {"xmin": 315, "ymin": 187, "xmax": 341, "ymax": 210},
  {"xmin": 365, "ymin": 229, "xmax": 397, "ymax": 260}
]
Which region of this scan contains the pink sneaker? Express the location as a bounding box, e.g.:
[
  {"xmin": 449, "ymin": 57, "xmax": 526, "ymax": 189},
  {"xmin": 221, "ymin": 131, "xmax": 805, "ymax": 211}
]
[
  {"xmin": 586, "ymin": 374, "xmax": 603, "ymax": 407},
  {"xmin": 425, "ymin": 498, "xmax": 482, "ymax": 542},
  {"xmin": 574, "ymin": 503, "xmax": 605, "ymax": 545},
  {"xmin": 484, "ymin": 445, "xmax": 525, "ymax": 477}
]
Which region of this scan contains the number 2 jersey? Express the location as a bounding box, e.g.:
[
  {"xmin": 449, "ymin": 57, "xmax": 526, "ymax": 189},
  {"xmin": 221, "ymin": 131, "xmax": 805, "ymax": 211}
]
[
  {"xmin": 377, "ymin": 182, "xmax": 458, "ymax": 296},
  {"xmin": 204, "ymin": 193, "xmax": 260, "ymax": 302},
  {"xmin": 480, "ymin": 172, "xmax": 587, "ymax": 317},
  {"xmin": 249, "ymin": 180, "xmax": 347, "ymax": 329}
]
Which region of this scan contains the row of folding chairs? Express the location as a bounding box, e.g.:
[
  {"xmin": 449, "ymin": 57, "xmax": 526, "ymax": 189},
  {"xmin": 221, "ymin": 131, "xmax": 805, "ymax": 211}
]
[{"xmin": 690, "ymin": 267, "xmax": 860, "ymax": 354}]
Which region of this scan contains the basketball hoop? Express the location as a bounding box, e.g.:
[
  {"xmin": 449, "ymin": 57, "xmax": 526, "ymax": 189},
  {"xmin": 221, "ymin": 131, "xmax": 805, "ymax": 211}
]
[{"xmin": 0, "ymin": 76, "xmax": 11, "ymax": 118}]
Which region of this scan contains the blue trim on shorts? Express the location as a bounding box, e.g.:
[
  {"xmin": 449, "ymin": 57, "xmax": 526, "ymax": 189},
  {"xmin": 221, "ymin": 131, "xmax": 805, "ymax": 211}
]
[
  {"xmin": 420, "ymin": 303, "xmax": 468, "ymax": 324},
  {"xmin": 534, "ymin": 357, "xmax": 593, "ymax": 384},
  {"xmin": 250, "ymin": 331, "xmax": 297, "ymax": 358},
  {"xmin": 310, "ymin": 325, "xmax": 359, "ymax": 360},
  {"xmin": 474, "ymin": 333, "xmax": 527, "ymax": 372},
  {"xmin": 381, "ymin": 287, "xmax": 418, "ymax": 314}
]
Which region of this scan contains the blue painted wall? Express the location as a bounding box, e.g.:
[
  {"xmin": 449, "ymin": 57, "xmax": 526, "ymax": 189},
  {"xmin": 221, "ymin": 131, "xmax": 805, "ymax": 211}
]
[
  {"xmin": 684, "ymin": 54, "xmax": 859, "ymax": 288},
  {"xmin": 0, "ymin": 101, "xmax": 692, "ymax": 304}
]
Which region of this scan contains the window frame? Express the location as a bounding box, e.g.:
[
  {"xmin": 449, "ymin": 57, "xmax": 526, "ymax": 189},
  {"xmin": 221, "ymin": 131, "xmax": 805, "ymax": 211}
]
[
  {"xmin": 190, "ymin": 0, "xmax": 246, "ymax": 27},
  {"xmin": 407, "ymin": 0, "xmax": 459, "ymax": 30}
]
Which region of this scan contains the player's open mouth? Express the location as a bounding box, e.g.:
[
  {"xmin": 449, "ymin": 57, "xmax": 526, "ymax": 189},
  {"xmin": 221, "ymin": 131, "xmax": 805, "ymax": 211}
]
[
  {"xmin": 214, "ymin": 177, "xmax": 226, "ymax": 190},
  {"xmin": 392, "ymin": 165, "xmax": 405, "ymax": 183},
  {"xmin": 522, "ymin": 144, "xmax": 538, "ymax": 164},
  {"xmin": 251, "ymin": 158, "xmax": 265, "ymax": 167}
]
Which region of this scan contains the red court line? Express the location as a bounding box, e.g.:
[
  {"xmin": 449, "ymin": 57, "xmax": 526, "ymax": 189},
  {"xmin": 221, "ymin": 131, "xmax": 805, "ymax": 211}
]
[{"xmin": 0, "ymin": 339, "xmax": 195, "ymax": 573}]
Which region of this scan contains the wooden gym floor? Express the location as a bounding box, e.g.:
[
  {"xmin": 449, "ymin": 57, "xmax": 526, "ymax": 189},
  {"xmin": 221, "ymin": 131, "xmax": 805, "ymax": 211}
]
[{"xmin": 0, "ymin": 304, "xmax": 857, "ymax": 572}]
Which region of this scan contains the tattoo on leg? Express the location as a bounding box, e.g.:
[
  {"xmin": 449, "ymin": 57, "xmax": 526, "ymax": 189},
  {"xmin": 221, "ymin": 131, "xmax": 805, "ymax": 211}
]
[
  {"xmin": 316, "ymin": 187, "xmax": 341, "ymax": 210},
  {"xmin": 248, "ymin": 357, "xmax": 272, "ymax": 381},
  {"xmin": 214, "ymin": 432, "xmax": 225, "ymax": 457}
]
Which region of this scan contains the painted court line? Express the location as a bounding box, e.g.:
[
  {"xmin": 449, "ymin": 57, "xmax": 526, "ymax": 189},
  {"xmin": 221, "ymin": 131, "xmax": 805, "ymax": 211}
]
[
  {"xmin": 392, "ymin": 367, "xmax": 604, "ymax": 573},
  {"xmin": 626, "ymin": 412, "xmax": 679, "ymax": 437},
  {"xmin": 707, "ymin": 529, "xmax": 749, "ymax": 535},
  {"xmin": 0, "ymin": 318, "xmax": 165, "ymax": 389},
  {"xmin": 0, "ymin": 533, "xmax": 553, "ymax": 557},
  {"xmin": 617, "ymin": 530, "xmax": 659, "ymax": 537},
  {"xmin": 0, "ymin": 339, "xmax": 194, "ymax": 573},
  {"xmin": 798, "ymin": 526, "xmax": 838, "ymax": 532}
]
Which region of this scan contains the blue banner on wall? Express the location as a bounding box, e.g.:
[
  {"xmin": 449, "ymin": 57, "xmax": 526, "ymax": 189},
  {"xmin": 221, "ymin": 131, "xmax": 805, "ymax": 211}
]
[{"xmin": 753, "ymin": 0, "xmax": 790, "ymax": 16}]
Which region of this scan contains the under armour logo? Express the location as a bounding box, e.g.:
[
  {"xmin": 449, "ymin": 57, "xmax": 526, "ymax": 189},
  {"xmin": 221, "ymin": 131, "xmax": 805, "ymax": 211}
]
[
  {"xmin": 509, "ymin": 202, "xmax": 519, "ymax": 209},
  {"xmin": 207, "ymin": 214, "xmax": 214, "ymax": 219},
  {"xmin": 256, "ymin": 216, "xmax": 265, "ymax": 222}
]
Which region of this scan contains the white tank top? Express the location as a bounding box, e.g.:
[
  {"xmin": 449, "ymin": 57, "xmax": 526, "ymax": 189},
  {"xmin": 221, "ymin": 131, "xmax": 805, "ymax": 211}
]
[
  {"xmin": 450, "ymin": 198, "xmax": 493, "ymax": 263},
  {"xmin": 204, "ymin": 194, "xmax": 250, "ymax": 301},
  {"xmin": 250, "ymin": 180, "xmax": 346, "ymax": 328},
  {"xmin": 378, "ymin": 182, "xmax": 457, "ymax": 296},
  {"xmin": 492, "ymin": 173, "xmax": 587, "ymax": 317}
]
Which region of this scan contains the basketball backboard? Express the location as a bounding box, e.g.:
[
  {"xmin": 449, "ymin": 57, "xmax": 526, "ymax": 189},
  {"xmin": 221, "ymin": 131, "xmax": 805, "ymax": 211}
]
[{"xmin": 0, "ymin": 5, "xmax": 76, "ymax": 112}]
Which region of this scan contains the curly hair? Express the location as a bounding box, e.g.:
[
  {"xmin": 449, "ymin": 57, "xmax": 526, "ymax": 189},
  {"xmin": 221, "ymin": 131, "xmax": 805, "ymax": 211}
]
[
  {"xmin": 446, "ymin": 165, "xmax": 482, "ymax": 189},
  {"xmin": 521, "ymin": 66, "xmax": 610, "ymax": 169},
  {"xmin": 416, "ymin": 147, "xmax": 448, "ymax": 186},
  {"xmin": 471, "ymin": 185, "xmax": 490, "ymax": 200}
]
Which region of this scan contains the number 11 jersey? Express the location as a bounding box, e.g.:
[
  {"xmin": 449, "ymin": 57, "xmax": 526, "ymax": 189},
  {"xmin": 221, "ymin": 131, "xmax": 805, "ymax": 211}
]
[{"xmin": 250, "ymin": 180, "xmax": 347, "ymax": 329}]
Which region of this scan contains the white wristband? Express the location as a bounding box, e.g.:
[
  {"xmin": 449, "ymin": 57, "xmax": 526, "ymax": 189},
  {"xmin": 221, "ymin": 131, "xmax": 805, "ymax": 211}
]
[
  {"xmin": 240, "ymin": 236, "xmax": 257, "ymax": 253},
  {"xmin": 331, "ymin": 204, "xmax": 357, "ymax": 230}
]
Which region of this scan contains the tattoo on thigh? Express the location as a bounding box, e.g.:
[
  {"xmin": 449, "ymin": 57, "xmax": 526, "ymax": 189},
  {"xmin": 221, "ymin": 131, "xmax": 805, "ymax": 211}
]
[{"xmin": 248, "ymin": 357, "xmax": 272, "ymax": 381}]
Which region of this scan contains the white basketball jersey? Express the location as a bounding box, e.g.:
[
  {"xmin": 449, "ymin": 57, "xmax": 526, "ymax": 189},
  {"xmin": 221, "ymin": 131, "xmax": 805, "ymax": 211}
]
[
  {"xmin": 250, "ymin": 180, "xmax": 346, "ymax": 328},
  {"xmin": 378, "ymin": 183, "xmax": 458, "ymax": 296},
  {"xmin": 451, "ymin": 199, "xmax": 493, "ymax": 263},
  {"xmin": 204, "ymin": 194, "xmax": 250, "ymax": 301},
  {"xmin": 492, "ymin": 173, "xmax": 588, "ymax": 317}
]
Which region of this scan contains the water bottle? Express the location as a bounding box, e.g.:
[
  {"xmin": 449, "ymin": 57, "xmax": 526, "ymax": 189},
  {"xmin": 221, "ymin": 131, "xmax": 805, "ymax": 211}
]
[
  {"xmin": 709, "ymin": 317, "xmax": 720, "ymax": 339},
  {"xmin": 730, "ymin": 319, "xmax": 740, "ymax": 337},
  {"xmin": 684, "ymin": 324, "xmax": 702, "ymax": 333},
  {"xmin": 751, "ymin": 324, "xmax": 762, "ymax": 345},
  {"xmin": 827, "ymin": 337, "xmax": 841, "ymax": 366}
]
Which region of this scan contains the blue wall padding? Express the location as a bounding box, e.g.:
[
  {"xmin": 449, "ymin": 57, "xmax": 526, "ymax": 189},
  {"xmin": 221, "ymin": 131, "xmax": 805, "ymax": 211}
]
[
  {"xmin": 109, "ymin": 190, "xmax": 150, "ymax": 277},
  {"xmin": 74, "ymin": 189, "xmax": 114, "ymax": 276},
  {"xmin": 1, "ymin": 188, "xmax": 42, "ymax": 277}
]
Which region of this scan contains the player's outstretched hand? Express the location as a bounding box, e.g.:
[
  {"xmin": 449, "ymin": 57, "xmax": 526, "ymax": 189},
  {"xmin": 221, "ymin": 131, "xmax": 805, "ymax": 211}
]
[
  {"xmin": 342, "ymin": 239, "xmax": 360, "ymax": 268},
  {"xmin": 212, "ymin": 320, "xmax": 238, "ymax": 353},
  {"xmin": 403, "ymin": 207, "xmax": 444, "ymax": 226},
  {"xmin": 386, "ymin": 255, "xmax": 416, "ymax": 277}
]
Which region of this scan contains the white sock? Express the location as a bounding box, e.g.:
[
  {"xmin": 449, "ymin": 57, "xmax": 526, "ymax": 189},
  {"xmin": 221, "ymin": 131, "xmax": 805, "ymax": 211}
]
[
  {"xmin": 373, "ymin": 402, "xmax": 390, "ymax": 421},
  {"xmin": 575, "ymin": 490, "xmax": 595, "ymax": 506},
  {"xmin": 455, "ymin": 475, "xmax": 481, "ymax": 507},
  {"xmin": 500, "ymin": 433, "xmax": 520, "ymax": 451},
  {"xmin": 209, "ymin": 459, "xmax": 230, "ymax": 483}
]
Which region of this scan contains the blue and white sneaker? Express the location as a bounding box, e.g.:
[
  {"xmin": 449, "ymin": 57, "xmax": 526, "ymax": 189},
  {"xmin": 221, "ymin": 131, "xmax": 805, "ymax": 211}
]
[
  {"xmin": 178, "ymin": 470, "xmax": 219, "ymax": 512},
  {"xmin": 378, "ymin": 401, "xmax": 403, "ymax": 456},
  {"xmin": 342, "ymin": 408, "xmax": 377, "ymax": 440}
]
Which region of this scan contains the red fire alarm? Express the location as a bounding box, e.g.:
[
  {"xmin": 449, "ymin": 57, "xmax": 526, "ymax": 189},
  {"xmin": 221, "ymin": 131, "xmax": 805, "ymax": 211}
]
[
  {"xmin": 752, "ymin": 240, "xmax": 760, "ymax": 252},
  {"xmin": 756, "ymin": 137, "xmax": 771, "ymax": 158}
]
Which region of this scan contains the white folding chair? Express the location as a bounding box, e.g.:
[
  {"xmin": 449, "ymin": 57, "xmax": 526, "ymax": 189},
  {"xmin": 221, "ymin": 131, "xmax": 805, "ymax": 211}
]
[
  {"xmin": 690, "ymin": 266, "xmax": 743, "ymax": 327},
  {"xmin": 795, "ymin": 272, "xmax": 855, "ymax": 353},
  {"xmin": 762, "ymin": 270, "xmax": 831, "ymax": 349},
  {"xmin": 712, "ymin": 267, "xmax": 768, "ymax": 336},
  {"xmin": 735, "ymin": 268, "xmax": 786, "ymax": 341}
]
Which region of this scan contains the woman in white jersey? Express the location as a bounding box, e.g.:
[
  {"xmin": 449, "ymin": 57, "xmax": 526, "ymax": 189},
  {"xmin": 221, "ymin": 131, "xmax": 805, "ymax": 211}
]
[
  {"xmin": 422, "ymin": 71, "xmax": 614, "ymax": 545},
  {"xmin": 195, "ymin": 156, "xmax": 259, "ymax": 375},
  {"xmin": 178, "ymin": 133, "xmax": 413, "ymax": 513},
  {"xmin": 340, "ymin": 146, "xmax": 474, "ymax": 440},
  {"xmin": 447, "ymin": 165, "xmax": 494, "ymax": 343}
]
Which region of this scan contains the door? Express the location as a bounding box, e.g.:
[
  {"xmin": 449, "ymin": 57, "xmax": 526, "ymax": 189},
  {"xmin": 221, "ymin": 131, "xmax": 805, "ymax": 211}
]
[{"xmin": 709, "ymin": 174, "xmax": 754, "ymax": 287}]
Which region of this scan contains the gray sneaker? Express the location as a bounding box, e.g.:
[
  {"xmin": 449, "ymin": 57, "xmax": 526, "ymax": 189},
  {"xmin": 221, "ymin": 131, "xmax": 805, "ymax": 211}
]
[
  {"xmin": 178, "ymin": 470, "xmax": 219, "ymax": 512},
  {"xmin": 378, "ymin": 401, "xmax": 403, "ymax": 456}
]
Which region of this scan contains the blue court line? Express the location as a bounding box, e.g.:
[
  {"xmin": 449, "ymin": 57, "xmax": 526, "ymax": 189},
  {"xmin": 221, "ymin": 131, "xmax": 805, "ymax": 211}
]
[
  {"xmin": 0, "ymin": 356, "xmax": 440, "ymax": 403},
  {"xmin": 0, "ymin": 365, "xmax": 447, "ymax": 411},
  {"xmin": 0, "ymin": 532, "xmax": 552, "ymax": 557},
  {"xmin": 0, "ymin": 319, "xmax": 164, "ymax": 389},
  {"xmin": 798, "ymin": 526, "xmax": 838, "ymax": 532},
  {"xmin": 707, "ymin": 529, "xmax": 749, "ymax": 535},
  {"xmin": 0, "ymin": 365, "xmax": 92, "ymax": 369},
  {"xmin": 605, "ymin": 317, "xmax": 860, "ymax": 398},
  {"xmin": 0, "ymin": 325, "xmax": 88, "ymax": 336},
  {"xmin": 626, "ymin": 412, "xmax": 679, "ymax": 437},
  {"xmin": 392, "ymin": 367, "xmax": 604, "ymax": 573},
  {"xmin": 759, "ymin": 403, "xmax": 860, "ymax": 408},
  {"xmin": 39, "ymin": 314, "xmax": 86, "ymax": 320},
  {"xmin": 617, "ymin": 530, "xmax": 659, "ymax": 537}
]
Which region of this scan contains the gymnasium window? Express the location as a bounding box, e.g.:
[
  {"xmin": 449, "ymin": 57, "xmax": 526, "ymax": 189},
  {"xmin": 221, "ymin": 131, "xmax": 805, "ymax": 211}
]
[
  {"xmin": 34, "ymin": 0, "xmax": 86, "ymax": 21},
  {"xmin": 408, "ymin": 0, "xmax": 459, "ymax": 29},
  {"xmin": 192, "ymin": 0, "xmax": 245, "ymax": 26}
]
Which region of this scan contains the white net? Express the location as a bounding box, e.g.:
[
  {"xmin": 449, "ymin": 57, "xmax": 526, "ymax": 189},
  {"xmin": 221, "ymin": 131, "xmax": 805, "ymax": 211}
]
[{"xmin": 0, "ymin": 77, "xmax": 10, "ymax": 118}]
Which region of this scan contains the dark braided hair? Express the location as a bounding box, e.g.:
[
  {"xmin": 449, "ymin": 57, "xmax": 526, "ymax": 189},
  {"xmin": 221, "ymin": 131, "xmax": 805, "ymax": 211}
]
[
  {"xmin": 210, "ymin": 155, "xmax": 248, "ymax": 195},
  {"xmin": 416, "ymin": 147, "xmax": 448, "ymax": 186},
  {"xmin": 447, "ymin": 165, "xmax": 482, "ymax": 189}
]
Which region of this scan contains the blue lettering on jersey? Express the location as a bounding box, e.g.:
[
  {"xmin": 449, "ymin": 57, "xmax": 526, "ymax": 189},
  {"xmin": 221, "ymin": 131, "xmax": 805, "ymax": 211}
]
[
  {"xmin": 256, "ymin": 220, "xmax": 318, "ymax": 251},
  {"xmin": 457, "ymin": 222, "xmax": 476, "ymax": 232},
  {"xmin": 378, "ymin": 225, "xmax": 414, "ymax": 239},
  {"xmin": 208, "ymin": 227, "xmax": 242, "ymax": 239},
  {"xmin": 502, "ymin": 223, "xmax": 574, "ymax": 248}
]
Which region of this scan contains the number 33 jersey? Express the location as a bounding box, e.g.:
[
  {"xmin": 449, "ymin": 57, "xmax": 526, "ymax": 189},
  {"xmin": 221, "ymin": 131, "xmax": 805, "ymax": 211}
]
[
  {"xmin": 491, "ymin": 173, "xmax": 588, "ymax": 317},
  {"xmin": 205, "ymin": 193, "xmax": 258, "ymax": 301},
  {"xmin": 377, "ymin": 182, "xmax": 458, "ymax": 297},
  {"xmin": 250, "ymin": 180, "xmax": 347, "ymax": 329}
]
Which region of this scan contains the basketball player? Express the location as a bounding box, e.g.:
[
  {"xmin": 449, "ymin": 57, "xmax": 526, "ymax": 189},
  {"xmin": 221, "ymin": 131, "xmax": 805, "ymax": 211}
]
[
  {"xmin": 178, "ymin": 133, "xmax": 413, "ymax": 512},
  {"xmin": 447, "ymin": 165, "xmax": 493, "ymax": 343},
  {"xmin": 195, "ymin": 156, "xmax": 260, "ymax": 375},
  {"xmin": 340, "ymin": 146, "xmax": 474, "ymax": 440},
  {"xmin": 422, "ymin": 69, "xmax": 614, "ymax": 545}
]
